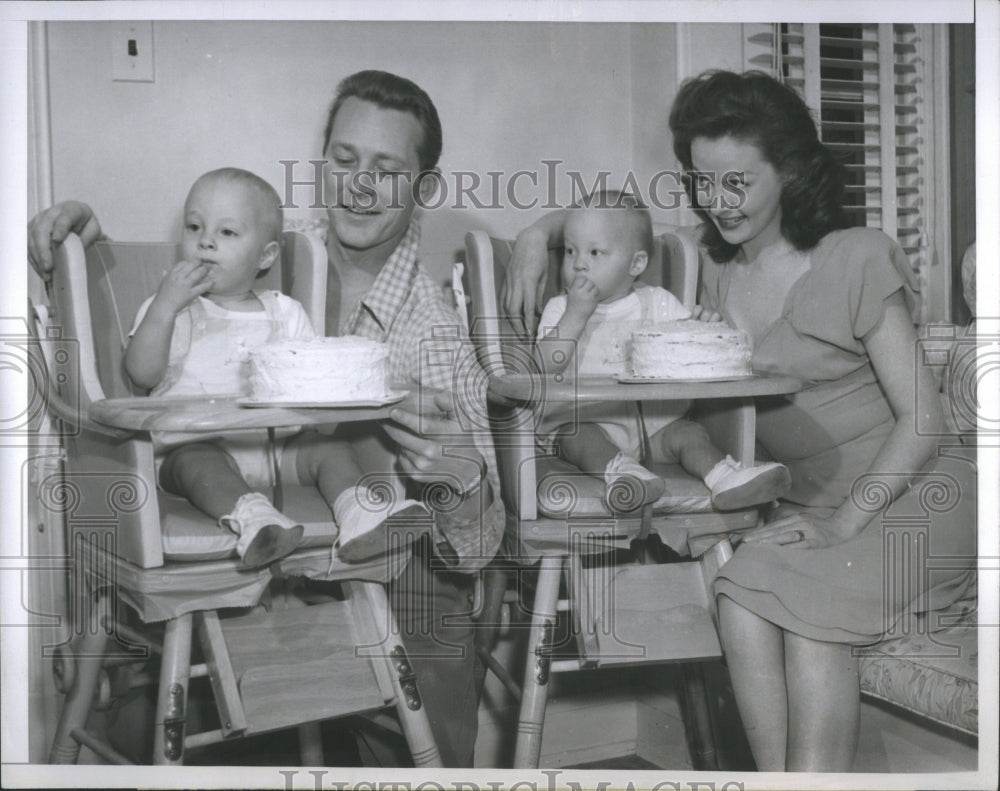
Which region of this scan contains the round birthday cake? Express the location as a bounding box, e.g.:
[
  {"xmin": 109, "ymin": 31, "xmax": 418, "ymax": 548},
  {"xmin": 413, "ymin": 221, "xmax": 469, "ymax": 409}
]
[
  {"xmin": 627, "ymin": 320, "xmax": 752, "ymax": 380},
  {"xmin": 247, "ymin": 336, "xmax": 391, "ymax": 402}
]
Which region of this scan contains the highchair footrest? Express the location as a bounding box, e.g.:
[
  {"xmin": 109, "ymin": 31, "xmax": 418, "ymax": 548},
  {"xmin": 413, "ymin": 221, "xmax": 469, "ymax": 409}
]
[
  {"xmin": 573, "ymin": 561, "xmax": 723, "ymax": 667},
  {"xmin": 218, "ymin": 601, "xmax": 386, "ymax": 736}
]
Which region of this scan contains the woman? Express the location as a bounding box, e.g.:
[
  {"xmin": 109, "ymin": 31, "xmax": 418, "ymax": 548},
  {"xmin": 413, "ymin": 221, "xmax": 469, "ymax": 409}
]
[{"xmin": 503, "ymin": 70, "xmax": 976, "ymax": 772}]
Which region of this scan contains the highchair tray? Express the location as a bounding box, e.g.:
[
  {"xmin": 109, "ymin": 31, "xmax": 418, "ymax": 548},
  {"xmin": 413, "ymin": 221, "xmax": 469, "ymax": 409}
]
[
  {"xmin": 90, "ymin": 395, "xmax": 400, "ymax": 432},
  {"xmin": 488, "ymin": 371, "xmax": 803, "ymax": 404}
]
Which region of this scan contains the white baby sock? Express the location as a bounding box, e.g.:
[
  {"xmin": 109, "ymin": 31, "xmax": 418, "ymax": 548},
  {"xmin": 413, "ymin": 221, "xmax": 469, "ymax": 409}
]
[
  {"xmin": 704, "ymin": 455, "xmax": 791, "ymax": 511},
  {"xmin": 603, "ymin": 451, "xmax": 667, "ymax": 512},
  {"xmin": 331, "ymin": 485, "xmax": 431, "ymax": 567},
  {"xmin": 219, "ymin": 492, "xmax": 304, "ymax": 563}
]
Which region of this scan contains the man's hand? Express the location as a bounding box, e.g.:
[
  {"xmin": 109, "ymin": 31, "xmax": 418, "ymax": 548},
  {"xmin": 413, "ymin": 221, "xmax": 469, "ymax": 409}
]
[
  {"xmin": 151, "ymin": 260, "xmax": 214, "ymax": 315},
  {"xmin": 501, "ymin": 226, "xmax": 549, "ymax": 338},
  {"xmin": 28, "ymin": 201, "xmax": 102, "ymax": 279},
  {"xmin": 384, "ymin": 390, "xmax": 485, "ymax": 494}
]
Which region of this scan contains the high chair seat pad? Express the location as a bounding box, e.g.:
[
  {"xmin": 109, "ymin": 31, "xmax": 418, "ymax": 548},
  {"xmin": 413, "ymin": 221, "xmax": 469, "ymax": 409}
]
[
  {"xmin": 529, "ymin": 457, "xmax": 757, "ymax": 557},
  {"xmin": 159, "ymin": 485, "xmax": 338, "ymax": 561},
  {"xmin": 84, "ymin": 543, "xmax": 405, "ymax": 623},
  {"xmin": 85, "ymin": 550, "xmax": 273, "ymax": 623}
]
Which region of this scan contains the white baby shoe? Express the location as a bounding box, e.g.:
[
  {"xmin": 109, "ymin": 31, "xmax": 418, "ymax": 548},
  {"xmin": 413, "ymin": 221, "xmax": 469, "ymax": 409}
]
[
  {"xmin": 603, "ymin": 451, "xmax": 667, "ymax": 513},
  {"xmin": 332, "ymin": 485, "xmax": 433, "ymax": 564},
  {"xmin": 220, "ymin": 492, "xmax": 305, "ymax": 569},
  {"xmin": 704, "ymin": 455, "xmax": 790, "ymax": 511}
]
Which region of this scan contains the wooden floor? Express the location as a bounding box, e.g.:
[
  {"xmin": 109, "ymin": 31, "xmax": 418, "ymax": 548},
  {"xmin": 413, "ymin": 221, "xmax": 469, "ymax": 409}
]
[
  {"xmin": 70, "ymin": 626, "xmax": 978, "ymax": 772},
  {"xmin": 474, "ymin": 627, "xmax": 978, "ymax": 772}
]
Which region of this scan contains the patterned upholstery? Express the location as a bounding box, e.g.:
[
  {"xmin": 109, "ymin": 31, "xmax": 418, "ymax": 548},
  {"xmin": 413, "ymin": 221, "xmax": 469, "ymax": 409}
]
[{"xmin": 857, "ymin": 589, "xmax": 978, "ymax": 735}]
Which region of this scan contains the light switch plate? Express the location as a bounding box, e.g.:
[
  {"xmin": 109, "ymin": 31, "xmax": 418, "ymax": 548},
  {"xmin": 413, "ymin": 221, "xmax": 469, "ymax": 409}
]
[{"xmin": 112, "ymin": 21, "xmax": 154, "ymax": 82}]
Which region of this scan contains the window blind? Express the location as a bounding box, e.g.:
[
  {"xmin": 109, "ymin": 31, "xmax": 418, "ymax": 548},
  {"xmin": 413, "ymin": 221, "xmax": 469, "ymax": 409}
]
[{"xmin": 746, "ymin": 23, "xmax": 932, "ymax": 323}]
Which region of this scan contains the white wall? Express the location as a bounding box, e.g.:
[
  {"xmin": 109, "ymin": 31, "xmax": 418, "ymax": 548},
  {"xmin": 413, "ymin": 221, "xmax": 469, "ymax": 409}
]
[{"xmin": 46, "ymin": 20, "xmax": 693, "ymax": 284}]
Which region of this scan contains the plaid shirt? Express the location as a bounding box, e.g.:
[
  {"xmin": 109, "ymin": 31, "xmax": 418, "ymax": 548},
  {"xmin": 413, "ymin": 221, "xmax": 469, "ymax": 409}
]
[{"xmin": 302, "ymin": 218, "xmax": 503, "ymax": 570}]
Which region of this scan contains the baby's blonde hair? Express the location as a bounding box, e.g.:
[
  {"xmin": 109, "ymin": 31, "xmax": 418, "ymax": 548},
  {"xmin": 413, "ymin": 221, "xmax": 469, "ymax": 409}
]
[
  {"xmin": 572, "ymin": 189, "xmax": 654, "ymax": 258},
  {"xmin": 193, "ymin": 167, "xmax": 283, "ymax": 244}
]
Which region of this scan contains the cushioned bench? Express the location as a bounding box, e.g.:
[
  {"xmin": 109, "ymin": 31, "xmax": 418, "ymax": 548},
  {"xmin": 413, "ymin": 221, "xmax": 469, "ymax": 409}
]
[
  {"xmin": 857, "ymin": 588, "xmax": 978, "ymax": 736},
  {"xmin": 854, "ymin": 326, "xmax": 979, "ymax": 738}
]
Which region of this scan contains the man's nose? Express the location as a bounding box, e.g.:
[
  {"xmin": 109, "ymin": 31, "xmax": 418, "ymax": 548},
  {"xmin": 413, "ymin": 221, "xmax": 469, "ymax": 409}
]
[{"xmin": 347, "ymin": 169, "xmax": 376, "ymax": 195}]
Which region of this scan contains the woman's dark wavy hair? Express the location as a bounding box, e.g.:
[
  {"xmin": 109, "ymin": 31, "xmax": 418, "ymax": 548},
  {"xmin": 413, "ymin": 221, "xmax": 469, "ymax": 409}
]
[{"xmin": 669, "ymin": 70, "xmax": 848, "ymax": 263}]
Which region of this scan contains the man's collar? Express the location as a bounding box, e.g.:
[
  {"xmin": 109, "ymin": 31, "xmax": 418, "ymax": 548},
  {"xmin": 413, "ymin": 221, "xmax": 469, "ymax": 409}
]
[{"xmin": 350, "ymin": 220, "xmax": 422, "ymax": 332}]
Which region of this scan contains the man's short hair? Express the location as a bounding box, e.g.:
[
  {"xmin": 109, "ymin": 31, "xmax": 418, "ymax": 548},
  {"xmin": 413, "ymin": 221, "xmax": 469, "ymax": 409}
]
[{"xmin": 322, "ymin": 70, "xmax": 443, "ymax": 172}]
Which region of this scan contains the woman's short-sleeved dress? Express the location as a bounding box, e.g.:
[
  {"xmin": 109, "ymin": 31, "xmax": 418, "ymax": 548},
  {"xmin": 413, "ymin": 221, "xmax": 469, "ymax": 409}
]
[{"xmin": 701, "ymin": 227, "xmax": 977, "ymax": 644}]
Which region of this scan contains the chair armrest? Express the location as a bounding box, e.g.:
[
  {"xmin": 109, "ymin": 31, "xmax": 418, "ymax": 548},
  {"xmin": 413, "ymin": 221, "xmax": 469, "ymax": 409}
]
[
  {"xmin": 46, "ymin": 386, "xmax": 134, "ymax": 440},
  {"xmin": 29, "ymin": 296, "xmax": 133, "ymax": 440}
]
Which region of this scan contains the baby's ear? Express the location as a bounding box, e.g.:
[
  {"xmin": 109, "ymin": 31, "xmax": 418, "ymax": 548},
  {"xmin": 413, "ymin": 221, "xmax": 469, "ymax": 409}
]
[
  {"xmin": 629, "ymin": 250, "xmax": 649, "ymax": 277},
  {"xmin": 257, "ymin": 240, "xmax": 280, "ymax": 272}
]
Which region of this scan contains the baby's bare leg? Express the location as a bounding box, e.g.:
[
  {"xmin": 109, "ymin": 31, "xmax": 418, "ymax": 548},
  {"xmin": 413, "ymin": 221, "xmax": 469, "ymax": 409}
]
[
  {"xmin": 344, "ymin": 422, "xmax": 398, "ymax": 487},
  {"xmin": 161, "ymin": 442, "xmax": 303, "ymax": 567},
  {"xmin": 654, "ymin": 419, "xmax": 790, "ymax": 510},
  {"xmin": 553, "ymin": 423, "xmax": 621, "ymax": 474},
  {"xmin": 288, "ymin": 424, "xmax": 429, "ymax": 563},
  {"xmin": 651, "ymin": 418, "xmax": 723, "ymax": 479},
  {"xmin": 288, "ymin": 427, "xmax": 367, "ymax": 504},
  {"xmin": 555, "ymin": 424, "xmax": 665, "ymax": 512},
  {"xmin": 159, "ymin": 442, "xmax": 251, "ymax": 518}
]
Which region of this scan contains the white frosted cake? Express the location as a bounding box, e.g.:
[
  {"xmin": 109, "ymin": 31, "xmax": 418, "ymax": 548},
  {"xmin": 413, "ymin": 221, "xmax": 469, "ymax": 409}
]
[
  {"xmin": 247, "ymin": 336, "xmax": 391, "ymax": 403},
  {"xmin": 627, "ymin": 320, "xmax": 752, "ymax": 380}
]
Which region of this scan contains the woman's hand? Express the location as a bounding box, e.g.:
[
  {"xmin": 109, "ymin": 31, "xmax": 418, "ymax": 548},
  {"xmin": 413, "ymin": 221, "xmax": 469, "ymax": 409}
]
[
  {"xmin": 501, "ymin": 226, "xmax": 550, "ymax": 338},
  {"xmin": 28, "ymin": 201, "xmax": 102, "ymax": 279},
  {"xmin": 690, "ymin": 304, "xmax": 722, "ymax": 323},
  {"xmin": 742, "ymin": 511, "xmax": 850, "ymax": 549},
  {"xmin": 383, "ymin": 389, "xmax": 486, "ymax": 495}
]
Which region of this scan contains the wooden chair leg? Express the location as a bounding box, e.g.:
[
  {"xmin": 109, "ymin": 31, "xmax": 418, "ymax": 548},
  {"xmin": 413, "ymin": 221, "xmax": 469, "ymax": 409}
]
[
  {"xmin": 681, "ymin": 662, "xmax": 719, "ymax": 770},
  {"xmin": 473, "ymin": 565, "xmax": 510, "ymax": 698},
  {"xmin": 513, "ymin": 555, "xmax": 563, "ymax": 769},
  {"xmin": 354, "ymin": 581, "xmax": 442, "ymax": 768},
  {"xmin": 195, "ymin": 610, "xmax": 247, "ymax": 738},
  {"xmin": 298, "ymin": 722, "xmax": 324, "ymax": 765},
  {"xmin": 48, "ymin": 625, "xmax": 112, "ymax": 764},
  {"xmin": 153, "ymin": 614, "xmax": 193, "ymax": 766}
]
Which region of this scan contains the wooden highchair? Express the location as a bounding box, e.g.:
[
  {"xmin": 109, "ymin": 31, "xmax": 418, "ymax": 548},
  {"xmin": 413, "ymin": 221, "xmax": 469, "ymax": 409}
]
[
  {"xmin": 38, "ymin": 231, "xmax": 440, "ymax": 766},
  {"xmin": 463, "ymin": 227, "xmax": 763, "ymax": 769}
]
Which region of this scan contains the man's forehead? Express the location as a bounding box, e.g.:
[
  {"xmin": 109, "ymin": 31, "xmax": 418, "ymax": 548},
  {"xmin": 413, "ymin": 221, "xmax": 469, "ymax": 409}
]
[{"xmin": 327, "ymin": 97, "xmax": 422, "ymax": 163}]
